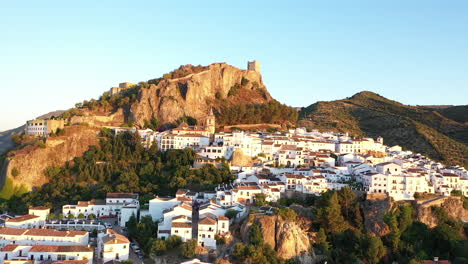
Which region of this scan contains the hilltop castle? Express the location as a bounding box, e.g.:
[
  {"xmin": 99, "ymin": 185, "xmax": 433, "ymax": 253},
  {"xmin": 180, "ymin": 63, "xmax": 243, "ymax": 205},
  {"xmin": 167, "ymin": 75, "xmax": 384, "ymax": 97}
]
[{"xmin": 247, "ymin": 60, "xmax": 260, "ymax": 72}]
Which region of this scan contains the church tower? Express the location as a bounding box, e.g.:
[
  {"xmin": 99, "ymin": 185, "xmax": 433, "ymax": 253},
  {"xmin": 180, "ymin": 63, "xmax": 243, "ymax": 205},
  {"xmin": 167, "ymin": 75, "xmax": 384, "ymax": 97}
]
[{"xmin": 205, "ymin": 108, "xmax": 216, "ymax": 135}]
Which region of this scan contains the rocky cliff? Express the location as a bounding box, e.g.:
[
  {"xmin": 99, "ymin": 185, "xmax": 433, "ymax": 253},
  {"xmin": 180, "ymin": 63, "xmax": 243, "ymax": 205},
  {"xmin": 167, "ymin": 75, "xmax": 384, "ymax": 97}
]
[
  {"xmin": 128, "ymin": 63, "xmax": 271, "ymax": 127},
  {"xmin": 416, "ymin": 196, "xmax": 468, "ymax": 228},
  {"xmin": 362, "ymin": 195, "xmax": 392, "ymax": 236},
  {"xmin": 2, "ymin": 125, "xmax": 100, "ymax": 190},
  {"xmin": 240, "ymin": 214, "xmax": 314, "ymax": 260}
]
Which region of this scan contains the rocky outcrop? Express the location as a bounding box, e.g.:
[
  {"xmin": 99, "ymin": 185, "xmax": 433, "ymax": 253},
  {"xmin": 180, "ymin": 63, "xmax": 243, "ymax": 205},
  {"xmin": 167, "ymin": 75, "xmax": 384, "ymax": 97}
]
[
  {"xmin": 128, "ymin": 63, "xmax": 271, "ymax": 127},
  {"xmin": 362, "ymin": 195, "xmax": 392, "ymax": 236},
  {"xmin": 230, "ymin": 148, "xmax": 253, "ymax": 167},
  {"xmin": 416, "ymin": 196, "xmax": 468, "ymax": 228},
  {"xmin": 241, "ymin": 214, "xmax": 314, "ymax": 261},
  {"xmin": 2, "ymin": 125, "xmax": 100, "ymax": 190}
]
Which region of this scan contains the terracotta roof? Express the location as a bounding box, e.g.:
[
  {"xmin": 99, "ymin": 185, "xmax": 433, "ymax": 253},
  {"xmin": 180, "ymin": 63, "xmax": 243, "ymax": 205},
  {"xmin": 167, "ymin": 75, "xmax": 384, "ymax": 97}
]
[
  {"xmin": 0, "ymin": 227, "xmax": 87, "ymax": 238},
  {"xmin": 1, "ymin": 245, "xmax": 20, "ymax": 251},
  {"xmin": 29, "ymin": 206, "xmax": 49, "ymax": 211},
  {"xmin": 442, "ymin": 173, "xmax": 459, "ymax": 177},
  {"xmin": 236, "ymin": 185, "xmax": 261, "ymax": 190},
  {"xmin": 106, "ymin": 193, "xmax": 138, "ymax": 199},
  {"xmin": 172, "ymin": 222, "xmax": 192, "ymax": 228},
  {"xmin": 102, "ymin": 232, "xmax": 130, "ymax": 244},
  {"xmin": 29, "ymin": 245, "xmax": 93, "ymax": 252},
  {"xmin": 172, "ymin": 215, "xmax": 192, "ymax": 221},
  {"xmin": 421, "ymin": 260, "xmax": 451, "ymax": 264},
  {"xmin": 52, "ymin": 260, "xmax": 88, "ymax": 264},
  {"xmin": 199, "ymin": 217, "xmax": 217, "ymax": 225},
  {"xmin": 176, "ymin": 189, "xmax": 189, "ymax": 195},
  {"xmin": 6, "ymin": 214, "xmax": 39, "ymax": 223},
  {"xmin": 217, "ymin": 215, "xmax": 229, "ymax": 221}
]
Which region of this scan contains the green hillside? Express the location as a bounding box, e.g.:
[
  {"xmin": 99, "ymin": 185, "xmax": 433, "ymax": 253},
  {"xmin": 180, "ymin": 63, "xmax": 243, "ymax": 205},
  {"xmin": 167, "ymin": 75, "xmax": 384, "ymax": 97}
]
[{"xmin": 299, "ymin": 91, "xmax": 468, "ymax": 167}]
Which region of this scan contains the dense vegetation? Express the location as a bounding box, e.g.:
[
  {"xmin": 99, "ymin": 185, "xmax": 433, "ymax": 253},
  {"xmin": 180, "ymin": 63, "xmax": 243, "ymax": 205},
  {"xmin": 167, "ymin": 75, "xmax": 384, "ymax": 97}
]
[
  {"xmin": 427, "ymin": 105, "xmax": 468, "ymax": 123},
  {"xmin": 299, "ymin": 91, "xmax": 468, "ymax": 167},
  {"xmin": 267, "ymin": 187, "xmax": 468, "ymax": 264},
  {"xmin": 215, "ymin": 100, "xmax": 299, "ymax": 126},
  {"xmin": 0, "ymin": 129, "xmax": 234, "ymax": 214}
]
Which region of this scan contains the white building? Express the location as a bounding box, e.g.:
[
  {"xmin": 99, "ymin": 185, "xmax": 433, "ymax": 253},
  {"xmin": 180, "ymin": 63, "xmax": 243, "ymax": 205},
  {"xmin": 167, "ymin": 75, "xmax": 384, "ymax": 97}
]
[
  {"xmin": 97, "ymin": 229, "xmax": 130, "ymax": 263},
  {"xmin": 62, "ymin": 193, "xmax": 139, "ymax": 227},
  {"xmin": 0, "ymin": 245, "xmax": 93, "ymax": 264},
  {"xmin": 197, "ymin": 214, "xmax": 229, "ymax": 249},
  {"xmin": 0, "ymin": 228, "xmax": 89, "ymax": 247}
]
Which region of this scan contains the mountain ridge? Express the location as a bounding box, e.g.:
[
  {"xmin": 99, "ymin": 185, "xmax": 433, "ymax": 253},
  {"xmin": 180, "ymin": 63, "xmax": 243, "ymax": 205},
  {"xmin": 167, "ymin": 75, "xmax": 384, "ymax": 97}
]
[{"xmin": 299, "ymin": 91, "xmax": 468, "ymax": 167}]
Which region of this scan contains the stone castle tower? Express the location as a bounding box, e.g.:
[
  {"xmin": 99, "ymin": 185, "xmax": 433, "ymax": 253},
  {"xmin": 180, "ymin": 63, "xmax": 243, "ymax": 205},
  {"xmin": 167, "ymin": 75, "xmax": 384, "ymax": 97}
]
[
  {"xmin": 247, "ymin": 60, "xmax": 260, "ymax": 72},
  {"xmin": 204, "ymin": 108, "xmax": 216, "ymax": 134}
]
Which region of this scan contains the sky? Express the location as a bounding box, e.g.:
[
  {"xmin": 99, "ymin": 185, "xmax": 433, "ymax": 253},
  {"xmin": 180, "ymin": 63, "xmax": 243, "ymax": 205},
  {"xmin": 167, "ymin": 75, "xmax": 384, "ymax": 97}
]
[{"xmin": 1, "ymin": 1, "xmax": 468, "ymax": 131}]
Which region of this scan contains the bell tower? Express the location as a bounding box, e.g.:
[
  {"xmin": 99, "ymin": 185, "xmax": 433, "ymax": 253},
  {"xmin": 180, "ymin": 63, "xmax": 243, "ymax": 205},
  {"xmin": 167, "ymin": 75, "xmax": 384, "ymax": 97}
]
[{"xmin": 205, "ymin": 108, "xmax": 216, "ymax": 135}]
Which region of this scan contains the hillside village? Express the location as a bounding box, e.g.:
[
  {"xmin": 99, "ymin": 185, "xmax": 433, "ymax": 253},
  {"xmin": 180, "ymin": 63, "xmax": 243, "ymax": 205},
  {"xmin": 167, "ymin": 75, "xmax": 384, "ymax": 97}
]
[
  {"xmin": 4, "ymin": 61, "xmax": 465, "ymax": 264},
  {"xmin": 11, "ymin": 97, "xmax": 467, "ymax": 263}
]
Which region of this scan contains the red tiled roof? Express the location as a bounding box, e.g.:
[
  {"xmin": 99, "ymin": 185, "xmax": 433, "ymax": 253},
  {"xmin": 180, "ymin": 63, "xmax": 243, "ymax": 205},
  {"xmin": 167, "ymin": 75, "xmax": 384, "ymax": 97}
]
[
  {"xmin": 6, "ymin": 214, "xmax": 39, "ymax": 223},
  {"xmin": 29, "ymin": 206, "xmax": 49, "ymax": 211},
  {"xmin": 29, "ymin": 245, "xmax": 93, "ymax": 252}
]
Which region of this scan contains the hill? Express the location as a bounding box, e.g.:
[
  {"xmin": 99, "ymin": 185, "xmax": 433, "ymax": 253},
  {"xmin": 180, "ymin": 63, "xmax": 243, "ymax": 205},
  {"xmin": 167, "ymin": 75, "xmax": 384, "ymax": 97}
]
[
  {"xmin": 424, "ymin": 105, "xmax": 468, "ymax": 123},
  {"xmin": 0, "ymin": 110, "xmax": 65, "ymax": 155},
  {"xmin": 299, "ymin": 91, "xmax": 468, "ymax": 167},
  {"xmin": 1, "ymin": 63, "xmax": 297, "ymax": 191},
  {"xmin": 62, "ymin": 62, "xmax": 297, "ymax": 129}
]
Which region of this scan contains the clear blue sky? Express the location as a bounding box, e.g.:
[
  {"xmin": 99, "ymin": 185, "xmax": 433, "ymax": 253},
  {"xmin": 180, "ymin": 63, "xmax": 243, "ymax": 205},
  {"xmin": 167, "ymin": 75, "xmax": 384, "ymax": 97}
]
[{"xmin": 1, "ymin": 1, "xmax": 468, "ymax": 131}]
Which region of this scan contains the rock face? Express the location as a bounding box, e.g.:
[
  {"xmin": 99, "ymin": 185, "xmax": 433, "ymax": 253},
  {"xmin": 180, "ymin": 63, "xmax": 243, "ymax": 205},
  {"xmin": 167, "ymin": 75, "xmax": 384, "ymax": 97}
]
[
  {"xmin": 241, "ymin": 214, "xmax": 313, "ymax": 260},
  {"xmin": 362, "ymin": 195, "xmax": 392, "ymax": 236},
  {"xmin": 416, "ymin": 196, "xmax": 468, "ymax": 228},
  {"xmin": 2, "ymin": 125, "xmax": 100, "ymax": 190},
  {"xmin": 128, "ymin": 63, "xmax": 271, "ymax": 127}
]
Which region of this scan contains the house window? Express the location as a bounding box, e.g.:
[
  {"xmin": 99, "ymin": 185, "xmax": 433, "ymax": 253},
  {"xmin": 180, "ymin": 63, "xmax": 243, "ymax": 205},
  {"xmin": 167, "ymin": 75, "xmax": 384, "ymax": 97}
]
[{"xmin": 58, "ymin": 255, "xmax": 66, "ymax": 261}]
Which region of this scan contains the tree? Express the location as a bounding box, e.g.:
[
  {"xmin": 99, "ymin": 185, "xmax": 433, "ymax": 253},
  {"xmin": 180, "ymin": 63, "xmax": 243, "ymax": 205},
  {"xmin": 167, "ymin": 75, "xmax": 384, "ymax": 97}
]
[
  {"xmin": 338, "ymin": 186, "xmax": 356, "ymax": 219},
  {"xmin": 383, "ymin": 212, "xmax": 400, "ymax": 251},
  {"xmin": 249, "ymin": 222, "xmax": 264, "ymax": 246},
  {"xmin": 233, "ymin": 243, "xmax": 247, "ymax": 261},
  {"xmin": 315, "ymin": 228, "xmax": 330, "ymax": 253},
  {"xmin": 353, "ymin": 203, "xmax": 363, "ymax": 230},
  {"xmin": 181, "ymin": 239, "xmax": 197, "ymax": 258},
  {"xmin": 321, "ymin": 192, "xmax": 348, "ymax": 233},
  {"xmin": 58, "ymin": 213, "xmax": 64, "ymax": 219},
  {"xmin": 361, "ymin": 235, "xmax": 386, "ymax": 264},
  {"xmin": 77, "ymin": 213, "xmax": 85, "ymax": 219},
  {"xmin": 48, "ymin": 213, "xmax": 56, "ymax": 220},
  {"xmin": 67, "ymin": 214, "xmax": 75, "ymax": 219},
  {"xmin": 398, "ymin": 204, "xmax": 413, "ymax": 232},
  {"xmin": 225, "ymin": 209, "xmax": 239, "ymax": 219},
  {"xmin": 254, "ymin": 194, "xmax": 267, "ymax": 206},
  {"xmin": 88, "ymin": 213, "xmax": 96, "ymax": 219},
  {"xmin": 151, "ymin": 239, "xmax": 166, "ymax": 256}
]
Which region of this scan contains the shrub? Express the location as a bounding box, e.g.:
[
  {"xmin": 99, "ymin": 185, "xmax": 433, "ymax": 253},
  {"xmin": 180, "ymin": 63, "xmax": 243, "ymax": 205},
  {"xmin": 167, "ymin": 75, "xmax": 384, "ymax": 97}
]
[
  {"xmin": 38, "ymin": 140, "xmax": 46, "ymax": 148},
  {"xmin": 225, "ymin": 209, "xmax": 239, "ymax": 219},
  {"xmin": 181, "ymin": 239, "xmax": 197, "ymax": 258},
  {"xmin": 151, "ymin": 239, "xmax": 167, "ymax": 256},
  {"xmin": 227, "ymin": 83, "xmax": 241, "ymax": 96},
  {"xmin": 11, "ymin": 168, "xmax": 19, "ymax": 177},
  {"xmin": 215, "ymin": 234, "xmax": 226, "ymax": 245},
  {"xmin": 166, "ymin": 235, "xmax": 182, "ymax": 249},
  {"xmin": 77, "ymin": 213, "xmax": 85, "ymax": 219},
  {"xmin": 254, "ymin": 194, "xmax": 267, "ymax": 206},
  {"xmin": 276, "ymin": 207, "xmax": 297, "ymax": 221},
  {"xmin": 241, "ymin": 77, "xmax": 249, "ymax": 86}
]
